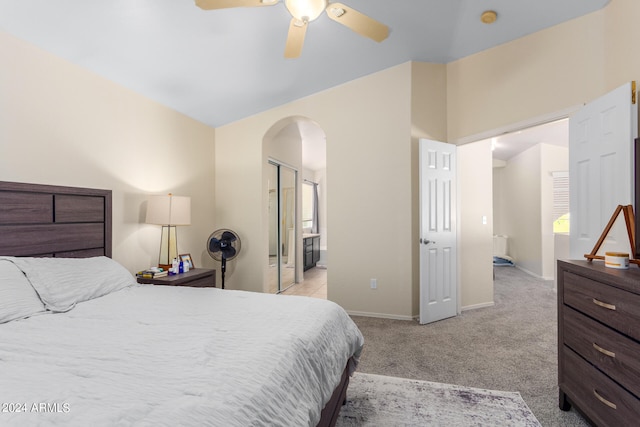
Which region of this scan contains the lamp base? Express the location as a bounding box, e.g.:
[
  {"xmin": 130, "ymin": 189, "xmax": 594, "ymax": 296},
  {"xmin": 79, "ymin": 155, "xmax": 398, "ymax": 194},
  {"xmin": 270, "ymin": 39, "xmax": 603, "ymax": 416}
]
[{"xmin": 158, "ymin": 225, "xmax": 179, "ymax": 271}]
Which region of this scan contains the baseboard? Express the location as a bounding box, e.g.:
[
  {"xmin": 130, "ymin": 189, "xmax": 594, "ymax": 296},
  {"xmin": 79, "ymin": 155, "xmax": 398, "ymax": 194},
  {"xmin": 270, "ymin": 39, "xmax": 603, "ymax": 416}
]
[
  {"xmin": 461, "ymin": 301, "xmax": 495, "ymax": 311},
  {"xmin": 347, "ymin": 310, "xmax": 414, "ymax": 321},
  {"xmin": 514, "ymin": 265, "xmax": 554, "ymax": 281},
  {"xmin": 349, "ymin": 305, "xmax": 497, "ymax": 319}
]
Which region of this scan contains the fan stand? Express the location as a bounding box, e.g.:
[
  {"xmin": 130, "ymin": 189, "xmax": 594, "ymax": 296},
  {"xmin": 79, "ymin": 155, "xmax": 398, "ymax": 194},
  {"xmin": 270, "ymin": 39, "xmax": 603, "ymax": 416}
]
[{"xmin": 220, "ymin": 257, "xmax": 227, "ymax": 289}]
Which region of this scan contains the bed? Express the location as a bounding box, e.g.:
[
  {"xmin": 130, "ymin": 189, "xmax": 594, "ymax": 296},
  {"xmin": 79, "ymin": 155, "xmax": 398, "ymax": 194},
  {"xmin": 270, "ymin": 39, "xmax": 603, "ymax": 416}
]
[{"xmin": 0, "ymin": 181, "xmax": 364, "ymax": 427}]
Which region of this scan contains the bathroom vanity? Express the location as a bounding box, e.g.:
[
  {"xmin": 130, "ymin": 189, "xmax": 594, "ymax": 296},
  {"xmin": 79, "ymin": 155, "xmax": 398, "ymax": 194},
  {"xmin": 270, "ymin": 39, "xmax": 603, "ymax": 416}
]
[{"xmin": 303, "ymin": 234, "xmax": 320, "ymax": 271}]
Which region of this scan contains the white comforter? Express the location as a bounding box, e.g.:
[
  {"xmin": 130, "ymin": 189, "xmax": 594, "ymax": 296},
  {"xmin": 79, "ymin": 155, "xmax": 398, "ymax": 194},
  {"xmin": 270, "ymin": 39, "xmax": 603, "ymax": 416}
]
[{"xmin": 0, "ymin": 285, "xmax": 364, "ymax": 426}]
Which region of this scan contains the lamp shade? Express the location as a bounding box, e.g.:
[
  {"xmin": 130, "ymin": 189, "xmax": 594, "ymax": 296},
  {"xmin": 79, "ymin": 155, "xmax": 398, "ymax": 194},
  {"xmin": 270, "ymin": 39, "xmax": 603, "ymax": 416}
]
[{"xmin": 146, "ymin": 194, "xmax": 191, "ymax": 226}]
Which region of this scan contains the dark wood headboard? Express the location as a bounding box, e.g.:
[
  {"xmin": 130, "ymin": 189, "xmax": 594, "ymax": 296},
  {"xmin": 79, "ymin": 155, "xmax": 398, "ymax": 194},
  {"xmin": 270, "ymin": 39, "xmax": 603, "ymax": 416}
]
[{"xmin": 0, "ymin": 181, "xmax": 112, "ymax": 258}]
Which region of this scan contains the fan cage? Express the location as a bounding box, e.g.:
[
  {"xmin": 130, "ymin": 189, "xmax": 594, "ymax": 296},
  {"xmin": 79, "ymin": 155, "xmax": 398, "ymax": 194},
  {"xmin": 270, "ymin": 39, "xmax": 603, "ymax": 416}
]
[{"xmin": 206, "ymin": 228, "xmax": 241, "ymax": 262}]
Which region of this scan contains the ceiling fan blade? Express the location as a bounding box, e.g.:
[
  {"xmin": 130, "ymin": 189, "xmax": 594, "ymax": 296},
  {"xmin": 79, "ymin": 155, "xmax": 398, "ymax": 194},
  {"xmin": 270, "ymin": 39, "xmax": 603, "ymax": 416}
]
[
  {"xmin": 195, "ymin": 0, "xmax": 278, "ymax": 11},
  {"xmin": 325, "ymin": 2, "xmax": 389, "ymax": 42},
  {"xmin": 284, "ymin": 18, "xmax": 307, "ymax": 59}
]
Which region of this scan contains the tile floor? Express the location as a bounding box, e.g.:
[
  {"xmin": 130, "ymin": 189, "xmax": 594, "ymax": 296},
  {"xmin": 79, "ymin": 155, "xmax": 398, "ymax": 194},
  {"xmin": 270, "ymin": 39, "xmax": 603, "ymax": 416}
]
[{"xmin": 281, "ymin": 267, "xmax": 327, "ymax": 299}]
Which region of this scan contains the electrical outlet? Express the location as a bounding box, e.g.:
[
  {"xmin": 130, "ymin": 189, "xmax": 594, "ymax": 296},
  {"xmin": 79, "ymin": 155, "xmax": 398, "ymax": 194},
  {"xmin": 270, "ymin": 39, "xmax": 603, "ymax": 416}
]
[{"xmin": 370, "ymin": 278, "xmax": 377, "ymax": 289}]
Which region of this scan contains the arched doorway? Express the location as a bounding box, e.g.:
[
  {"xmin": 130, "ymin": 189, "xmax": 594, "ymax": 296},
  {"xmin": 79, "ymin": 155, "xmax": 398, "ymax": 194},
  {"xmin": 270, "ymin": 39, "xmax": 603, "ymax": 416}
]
[{"xmin": 262, "ymin": 116, "xmax": 327, "ymax": 296}]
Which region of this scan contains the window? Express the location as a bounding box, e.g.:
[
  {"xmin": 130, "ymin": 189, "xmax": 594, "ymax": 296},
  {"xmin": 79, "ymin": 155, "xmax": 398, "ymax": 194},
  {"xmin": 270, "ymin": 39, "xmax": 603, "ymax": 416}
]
[
  {"xmin": 552, "ymin": 171, "xmax": 569, "ymax": 233},
  {"xmin": 302, "ymin": 182, "xmax": 314, "ymax": 230}
]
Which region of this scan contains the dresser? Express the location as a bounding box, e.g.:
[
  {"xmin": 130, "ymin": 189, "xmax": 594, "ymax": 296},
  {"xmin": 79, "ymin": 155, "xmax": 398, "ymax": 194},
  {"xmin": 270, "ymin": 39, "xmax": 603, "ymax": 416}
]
[{"xmin": 557, "ymin": 260, "xmax": 640, "ymax": 426}]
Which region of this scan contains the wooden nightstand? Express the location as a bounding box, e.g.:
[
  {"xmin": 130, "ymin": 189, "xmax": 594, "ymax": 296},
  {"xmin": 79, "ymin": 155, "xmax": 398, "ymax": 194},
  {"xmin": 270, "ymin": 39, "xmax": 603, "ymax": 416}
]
[{"xmin": 137, "ymin": 268, "xmax": 216, "ymax": 288}]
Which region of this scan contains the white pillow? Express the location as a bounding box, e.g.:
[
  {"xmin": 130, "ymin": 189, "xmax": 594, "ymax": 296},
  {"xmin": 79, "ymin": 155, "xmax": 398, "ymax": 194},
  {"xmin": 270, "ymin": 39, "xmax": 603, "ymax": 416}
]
[
  {"xmin": 0, "ymin": 259, "xmax": 47, "ymax": 323},
  {"xmin": 1, "ymin": 256, "xmax": 136, "ymax": 312}
]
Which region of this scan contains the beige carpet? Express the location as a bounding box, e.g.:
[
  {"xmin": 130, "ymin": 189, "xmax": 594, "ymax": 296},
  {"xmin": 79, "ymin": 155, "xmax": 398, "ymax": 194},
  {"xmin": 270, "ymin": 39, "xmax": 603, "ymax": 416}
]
[
  {"xmin": 349, "ymin": 266, "xmax": 590, "ymax": 426},
  {"xmin": 337, "ymin": 373, "xmax": 541, "ymax": 427}
]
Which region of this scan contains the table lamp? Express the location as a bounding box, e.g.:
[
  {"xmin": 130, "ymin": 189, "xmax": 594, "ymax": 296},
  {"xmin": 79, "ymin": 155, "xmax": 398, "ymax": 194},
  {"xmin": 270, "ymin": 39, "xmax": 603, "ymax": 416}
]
[{"xmin": 146, "ymin": 193, "xmax": 191, "ymax": 269}]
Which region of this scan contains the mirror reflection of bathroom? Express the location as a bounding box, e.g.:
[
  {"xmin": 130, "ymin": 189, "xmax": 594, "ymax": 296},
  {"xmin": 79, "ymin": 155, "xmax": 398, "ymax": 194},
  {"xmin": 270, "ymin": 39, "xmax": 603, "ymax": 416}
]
[
  {"xmin": 280, "ymin": 165, "xmax": 297, "ymax": 291},
  {"xmin": 298, "ymin": 122, "xmax": 327, "ymax": 299},
  {"xmin": 301, "ymin": 172, "xmax": 326, "ymax": 299}
]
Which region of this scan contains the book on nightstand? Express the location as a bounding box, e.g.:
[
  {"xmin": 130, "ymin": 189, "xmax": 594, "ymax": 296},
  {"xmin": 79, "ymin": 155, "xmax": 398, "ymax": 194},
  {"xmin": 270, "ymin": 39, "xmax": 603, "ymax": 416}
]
[{"xmin": 136, "ymin": 269, "xmax": 168, "ymax": 279}]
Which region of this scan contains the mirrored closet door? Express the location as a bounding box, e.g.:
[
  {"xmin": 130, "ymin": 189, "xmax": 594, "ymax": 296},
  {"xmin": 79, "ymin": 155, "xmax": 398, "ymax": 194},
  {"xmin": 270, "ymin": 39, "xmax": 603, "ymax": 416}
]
[{"xmin": 268, "ymin": 160, "xmax": 297, "ymax": 293}]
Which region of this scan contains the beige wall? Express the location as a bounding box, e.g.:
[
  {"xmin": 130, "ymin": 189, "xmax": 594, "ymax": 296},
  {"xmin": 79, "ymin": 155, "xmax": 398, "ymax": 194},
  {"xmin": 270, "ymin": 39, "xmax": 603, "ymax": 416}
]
[
  {"xmin": 494, "ymin": 144, "xmax": 568, "ymax": 279},
  {"xmin": 216, "ymin": 62, "xmax": 449, "ymax": 319},
  {"xmin": 458, "ymin": 140, "xmax": 494, "ymax": 309},
  {"xmin": 446, "ymin": 9, "xmax": 604, "ymax": 141},
  {"xmin": 492, "ymin": 166, "xmax": 506, "ymax": 237},
  {"xmin": 0, "ymin": 31, "xmax": 216, "ymax": 274},
  {"xmin": 411, "ymin": 62, "xmax": 448, "ymax": 141},
  {"xmin": 499, "ymin": 145, "xmax": 543, "ymax": 276},
  {"xmin": 540, "ymin": 144, "xmax": 569, "ymax": 279},
  {"xmin": 446, "ymin": 1, "xmax": 640, "ymax": 143}
]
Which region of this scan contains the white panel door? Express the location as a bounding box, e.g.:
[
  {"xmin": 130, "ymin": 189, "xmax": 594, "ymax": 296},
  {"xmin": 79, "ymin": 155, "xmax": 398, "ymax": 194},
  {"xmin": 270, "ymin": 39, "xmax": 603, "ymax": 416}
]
[
  {"xmin": 419, "ymin": 139, "xmax": 457, "ymax": 324},
  {"xmin": 569, "ymin": 82, "xmax": 638, "ymax": 259}
]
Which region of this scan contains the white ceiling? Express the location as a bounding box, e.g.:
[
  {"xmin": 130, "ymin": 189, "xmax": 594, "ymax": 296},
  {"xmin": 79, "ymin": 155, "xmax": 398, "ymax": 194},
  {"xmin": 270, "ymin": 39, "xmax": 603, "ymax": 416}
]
[{"xmin": 0, "ymin": 0, "xmax": 609, "ymax": 129}]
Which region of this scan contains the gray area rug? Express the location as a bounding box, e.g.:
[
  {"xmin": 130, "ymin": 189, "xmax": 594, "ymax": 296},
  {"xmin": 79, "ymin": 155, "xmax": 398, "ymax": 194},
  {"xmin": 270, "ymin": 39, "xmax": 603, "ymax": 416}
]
[{"xmin": 336, "ymin": 373, "xmax": 541, "ymax": 427}]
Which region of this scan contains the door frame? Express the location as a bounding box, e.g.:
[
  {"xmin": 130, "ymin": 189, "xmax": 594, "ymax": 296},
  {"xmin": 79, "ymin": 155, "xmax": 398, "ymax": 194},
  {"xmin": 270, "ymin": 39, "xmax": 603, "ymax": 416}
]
[
  {"xmin": 452, "ymin": 106, "xmax": 581, "ymax": 147},
  {"xmin": 452, "ymin": 107, "xmax": 580, "ymax": 312},
  {"xmin": 450, "ymin": 87, "xmax": 637, "ymax": 307}
]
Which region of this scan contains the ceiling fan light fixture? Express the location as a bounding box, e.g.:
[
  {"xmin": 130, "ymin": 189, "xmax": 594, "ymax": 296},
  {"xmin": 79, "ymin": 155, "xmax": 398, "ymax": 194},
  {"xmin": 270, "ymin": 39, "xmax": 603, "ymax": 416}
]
[{"xmin": 285, "ymin": 0, "xmax": 327, "ymax": 22}]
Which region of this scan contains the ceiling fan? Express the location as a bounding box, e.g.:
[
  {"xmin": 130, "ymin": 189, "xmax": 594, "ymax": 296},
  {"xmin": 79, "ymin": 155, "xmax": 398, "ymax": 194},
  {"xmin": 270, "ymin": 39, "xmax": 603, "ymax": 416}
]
[{"xmin": 195, "ymin": 0, "xmax": 389, "ymax": 58}]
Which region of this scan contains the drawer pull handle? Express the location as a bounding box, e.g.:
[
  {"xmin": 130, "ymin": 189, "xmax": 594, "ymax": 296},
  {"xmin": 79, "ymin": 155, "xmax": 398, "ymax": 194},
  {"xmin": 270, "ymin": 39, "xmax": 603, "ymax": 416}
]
[
  {"xmin": 593, "ymin": 389, "xmax": 617, "ymax": 410},
  {"xmin": 593, "ymin": 342, "xmax": 616, "ymax": 358},
  {"xmin": 592, "ymin": 298, "xmax": 616, "ymax": 311}
]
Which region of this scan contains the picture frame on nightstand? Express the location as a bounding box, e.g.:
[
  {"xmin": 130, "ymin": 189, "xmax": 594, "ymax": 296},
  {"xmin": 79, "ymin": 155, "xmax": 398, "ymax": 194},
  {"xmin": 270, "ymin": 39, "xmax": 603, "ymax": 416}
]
[{"xmin": 179, "ymin": 253, "xmax": 194, "ymax": 269}]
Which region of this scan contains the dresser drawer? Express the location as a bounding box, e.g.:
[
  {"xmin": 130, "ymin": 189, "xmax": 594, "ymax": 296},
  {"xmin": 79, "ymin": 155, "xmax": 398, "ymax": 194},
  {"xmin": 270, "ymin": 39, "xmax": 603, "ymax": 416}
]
[
  {"xmin": 562, "ymin": 346, "xmax": 640, "ymax": 426},
  {"xmin": 564, "ymin": 306, "xmax": 640, "ymax": 397},
  {"xmin": 563, "ymin": 271, "xmax": 640, "ymax": 341}
]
